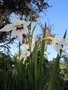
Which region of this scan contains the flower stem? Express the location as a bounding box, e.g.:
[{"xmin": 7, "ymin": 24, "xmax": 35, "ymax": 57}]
[{"xmin": 19, "ymin": 42, "xmax": 21, "ymax": 61}]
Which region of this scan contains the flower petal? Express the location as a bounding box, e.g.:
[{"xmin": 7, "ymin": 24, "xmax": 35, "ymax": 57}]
[
  {"xmin": 21, "ymin": 29, "xmax": 27, "ymax": 35},
  {"xmin": 53, "ymin": 43, "xmax": 63, "ymax": 55},
  {"xmin": 60, "ymin": 39, "xmax": 68, "ymax": 46},
  {"xmin": 12, "ymin": 19, "xmax": 23, "ymax": 26},
  {"xmin": 22, "ymin": 20, "xmax": 31, "ymax": 26},
  {"xmin": 20, "ymin": 50, "xmax": 30, "ymax": 62},
  {"xmin": 54, "ymin": 37, "xmax": 68, "ymax": 47},
  {"xmin": 16, "ymin": 30, "xmax": 23, "ymax": 44},
  {"xmin": 0, "ymin": 24, "xmax": 15, "ymax": 32},
  {"xmin": 11, "ymin": 30, "xmax": 17, "ymax": 38},
  {"xmin": 27, "ymin": 2, "xmax": 39, "ymax": 11},
  {"xmin": 25, "ymin": 21, "xmax": 31, "ymax": 26},
  {"xmin": 52, "ymin": 37, "xmax": 63, "ymax": 55}
]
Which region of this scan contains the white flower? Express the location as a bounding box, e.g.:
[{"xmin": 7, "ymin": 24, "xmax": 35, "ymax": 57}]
[
  {"xmin": 20, "ymin": 44, "xmax": 30, "ymax": 63},
  {"xmin": 27, "ymin": 2, "xmax": 39, "ymax": 11},
  {"xmin": 0, "ymin": 19, "xmax": 30, "ymax": 44},
  {"xmin": 20, "ymin": 50, "xmax": 30, "ymax": 63},
  {"xmin": 52, "ymin": 36, "xmax": 68, "ymax": 55},
  {"xmin": 20, "ymin": 37, "xmax": 35, "ymax": 63}
]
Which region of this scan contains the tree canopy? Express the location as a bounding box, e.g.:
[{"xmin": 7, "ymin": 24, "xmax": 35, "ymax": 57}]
[
  {"xmin": 0, "ymin": 0, "xmax": 50, "ymax": 28},
  {"xmin": 0, "ymin": 0, "xmax": 50, "ymax": 54}
]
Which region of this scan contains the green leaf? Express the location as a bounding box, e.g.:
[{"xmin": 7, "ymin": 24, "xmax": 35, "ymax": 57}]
[
  {"xmin": 34, "ymin": 38, "xmax": 40, "ymax": 90},
  {"xmin": 38, "ymin": 23, "xmax": 46, "ymax": 90},
  {"xmin": 29, "ymin": 10, "xmax": 32, "ymax": 21},
  {"xmin": 47, "ymin": 55, "xmax": 60, "ymax": 90},
  {"xmin": 32, "ymin": 18, "xmax": 40, "ymax": 36},
  {"xmin": 63, "ymin": 29, "xmax": 67, "ymax": 39},
  {"xmin": 24, "ymin": 11, "xmax": 27, "ymax": 21}
]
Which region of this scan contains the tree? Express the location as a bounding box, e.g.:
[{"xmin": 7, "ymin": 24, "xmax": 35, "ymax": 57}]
[
  {"xmin": 0, "ymin": 0, "xmax": 50, "ymax": 28},
  {"xmin": 0, "ymin": 0, "xmax": 50, "ymax": 55}
]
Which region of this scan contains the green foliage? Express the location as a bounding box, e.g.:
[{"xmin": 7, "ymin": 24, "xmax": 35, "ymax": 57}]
[
  {"xmin": 0, "ymin": 24, "xmax": 68, "ymax": 90},
  {"xmin": 60, "ymin": 61, "xmax": 68, "ymax": 80},
  {"xmin": 47, "ymin": 30, "xmax": 67, "ymax": 90},
  {"xmin": 0, "ymin": 23, "xmax": 47, "ymax": 90},
  {"xmin": 0, "ymin": 52, "xmax": 12, "ymax": 90},
  {"xmin": 47, "ymin": 55, "xmax": 60, "ymax": 90},
  {"xmin": 0, "ymin": 50, "xmax": 68, "ymax": 90}
]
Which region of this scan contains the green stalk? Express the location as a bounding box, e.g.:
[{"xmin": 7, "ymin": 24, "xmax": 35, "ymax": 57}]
[
  {"xmin": 25, "ymin": 11, "xmax": 31, "ymax": 54},
  {"xmin": 28, "ymin": 13, "xmax": 33, "ymax": 82},
  {"xmin": 38, "ymin": 23, "xmax": 46, "ymax": 90},
  {"xmin": 32, "ymin": 18, "xmax": 40, "ymax": 37},
  {"xmin": 28, "ymin": 11, "xmax": 32, "ymax": 54},
  {"xmin": 34, "ymin": 39, "xmax": 40, "ymax": 90},
  {"xmin": 19, "ymin": 42, "xmax": 20, "ymax": 61},
  {"xmin": 24, "ymin": 11, "xmax": 27, "ymax": 21}
]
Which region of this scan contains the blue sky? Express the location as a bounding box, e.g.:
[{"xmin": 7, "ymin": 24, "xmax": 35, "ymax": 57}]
[
  {"xmin": 10, "ymin": 0, "xmax": 68, "ymax": 60},
  {"xmin": 46, "ymin": 0, "xmax": 68, "ymax": 36}
]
